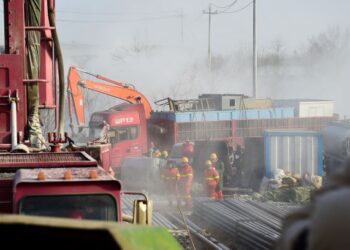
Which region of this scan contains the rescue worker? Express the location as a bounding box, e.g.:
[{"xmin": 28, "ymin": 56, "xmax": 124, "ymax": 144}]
[
  {"xmin": 159, "ymin": 150, "xmax": 168, "ymax": 170},
  {"xmin": 179, "ymin": 156, "xmax": 193, "ymax": 209},
  {"xmin": 148, "ymin": 141, "xmax": 156, "ymax": 157},
  {"xmin": 91, "ymin": 121, "xmax": 110, "ymax": 144},
  {"xmin": 161, "ymin": 150, "xmax": 168, "ymax": 160},
  {"xmin": 210, "ymin": 153, "xmax": 224, "ymax": 200},
  {"xmin": 152, "ymin": 149, "xmax": 161, "ymax": 158},
  {"xmin": 233, "ymin": 145, "xmax": 243, "ymax": 186},
  {"xmin": 277, "ymin": 157, "xmax": 350, "ymax": 250},
  {"xmin": 204, "ymin": 160, "xmax": 220, "ymax": 200},
  {"xmin": 161, "ymin": 161, "xmax": 180, "ymax": 206}
]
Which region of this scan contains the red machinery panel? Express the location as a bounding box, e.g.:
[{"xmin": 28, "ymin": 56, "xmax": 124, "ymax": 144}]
[
  {"xmin": 0, "ymin": 0, "xmax": 56, "ymax": 147},
  {"xmin": 0, "ymin": 0, "xmax": 25, "ymax": 146},
  {"xmin": 0, "ymin": 152, "xmax": 98, "ymax": 172}
]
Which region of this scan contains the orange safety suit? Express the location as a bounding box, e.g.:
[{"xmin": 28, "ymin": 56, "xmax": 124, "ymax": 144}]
[
  {"xmin": 179, "ymin": 163, "xmax": 193, "ymax": 208},
  {"xmin": 205, "ymin": 167, "xmax": 220, "ymax": 200},
  {"xmin": 212, "ymin": 161, "xmax": 224, "ymax": 200}
]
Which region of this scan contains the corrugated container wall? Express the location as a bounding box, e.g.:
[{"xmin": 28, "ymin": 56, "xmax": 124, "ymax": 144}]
[{"xmin": 264, "ymin": 130, "xmax": 323, "ymax": 178}]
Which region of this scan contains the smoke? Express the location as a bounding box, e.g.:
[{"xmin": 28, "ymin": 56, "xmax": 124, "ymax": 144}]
[
  {"xmin": 58, "ymin": 1, "xmax": 350, "ymax": 117},
  {"xmin": 258, "ymin": 28, "xmax": 350, "ymax": 117}
]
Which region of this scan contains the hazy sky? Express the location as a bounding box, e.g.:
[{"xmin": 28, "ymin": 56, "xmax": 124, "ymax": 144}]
[
  {"xmin": 55, "ymin": 1, "xmax": 350, "ymax": 116},
  {"xmin": 57, "ymin": 0, "xmax": 350, "ymax": 52}
]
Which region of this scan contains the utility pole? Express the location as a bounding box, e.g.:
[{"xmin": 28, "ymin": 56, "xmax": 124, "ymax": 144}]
[
  {"xmin": 203, "ymin": 4, "xmax": 217, "ymax": 73},
  {"xmin": 252, "ymin": 0, "xmax": 257, "ymax": 98},
  {"xmin": 180, "ymin": 9, "xmax": 184, "ymax": 43}
]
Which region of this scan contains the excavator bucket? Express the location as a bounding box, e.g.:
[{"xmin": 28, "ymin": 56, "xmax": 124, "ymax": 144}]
[{"xmin": 0, "ymin": 214, "xmax": 181, "ymax": 250}]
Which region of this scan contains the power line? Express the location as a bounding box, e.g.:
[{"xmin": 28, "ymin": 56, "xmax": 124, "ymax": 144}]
[
  {"xmin": 213, "ymin": 0, "xmax": 239, "ymax": 13},
  {"xmin": 219, "ymin": 1, "xmax": 253, "ymax": 14},
  {"xmin": 57, "ymin": 14, "xmax": 182, "ymax": 24},
  {"xmin": 57, "ymin": 9, "xmax": 181, "ymax": 16},
  {"xmin": 212, "ymin": 0, "xmax": 238, "ymax": 9}
]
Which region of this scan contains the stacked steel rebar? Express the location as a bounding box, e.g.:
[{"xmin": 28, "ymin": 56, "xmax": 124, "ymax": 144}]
[{"xmin": 192, "ymin": 197, "xmax": 300, "ymax": 250}]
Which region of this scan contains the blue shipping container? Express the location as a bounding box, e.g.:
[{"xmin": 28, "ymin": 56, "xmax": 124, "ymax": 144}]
[{"xmin": 264, "ymin": 129, "xmax": 323, "ymax": 178}]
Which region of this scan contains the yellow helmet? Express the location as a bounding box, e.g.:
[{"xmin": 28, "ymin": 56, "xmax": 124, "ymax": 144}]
[
  {"xmin": 161, "ymin": 150, "xmax": 168, "ymax": 158},
  {"xmin": 181, "ymin": 156, "xmax": 189, "ymax": 163},
  {"xmin": 205, "ymin": 160, "xmax": 212, "ymax": 166},
  {"xmin": 210, "ymin": 153, "xmax": 218, "ymax": 161}
]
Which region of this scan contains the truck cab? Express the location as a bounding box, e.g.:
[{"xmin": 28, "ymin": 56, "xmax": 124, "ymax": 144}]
[
  {"xmin": 89, "ymin": 103, "xmax": 149, "ymax": 170},
  {"xmin": 14, "ymin": 167, "xmax": 121, "ymax": 221},
  {"xmin": 0, "ymin": 151, "xmax": 152, "ymax": 225}
]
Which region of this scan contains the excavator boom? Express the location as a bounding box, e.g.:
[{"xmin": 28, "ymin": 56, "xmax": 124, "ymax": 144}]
[{"xmin": 68, "ymin": 67, "xmax": 153, "ymax": 130}]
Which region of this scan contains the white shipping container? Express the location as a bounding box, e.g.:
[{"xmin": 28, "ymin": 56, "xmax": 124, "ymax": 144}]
[
  {"xmin": 273, "ymin": 99, "xmax": 334, "ymax": 118},
  {"xmin": 298, "ymin": 101, "xmax": 334, "ymax": 118}
]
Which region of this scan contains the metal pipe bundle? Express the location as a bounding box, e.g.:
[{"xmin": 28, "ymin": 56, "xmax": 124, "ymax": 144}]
[{"xmin": 192, "ymin": 198, "xmax": 299, "ymax": 249}]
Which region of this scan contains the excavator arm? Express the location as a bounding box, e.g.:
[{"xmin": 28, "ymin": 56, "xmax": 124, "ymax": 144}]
[{"xmin": 67, "ymin": 66, "xmax": 153, "ymax": 132}]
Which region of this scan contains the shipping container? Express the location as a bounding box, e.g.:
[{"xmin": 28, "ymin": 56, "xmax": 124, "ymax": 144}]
[
  {"xmin": 197, "ymin": 94, "xmax": 273, "ymax": 110},
  {"xmin": 236, "ymin": 117, "xmax": 335, "ymax": 138},
  {"xmin": 198, "ymin": 94, "xmax": 244, "ymax": 110},
  {"xmin": 264, "ymin": 130, "xmax": 323, "ymax": 178},
  {"xmin": 273, "ymin": 99, "xmax": 334, "ymax": 118}
]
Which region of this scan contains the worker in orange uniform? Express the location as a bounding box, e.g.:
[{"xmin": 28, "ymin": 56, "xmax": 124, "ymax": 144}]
[
  {"xmin": 161, "ymin": 161, "xmax": 180, "ymax": 206},
  {"xmin": 179, "ymin": 156, "xmax": 193, "ymax": 209},
  {"xmin": 204, "ymin": 160, "xmax": 220, "ymax": 200},
  {"xmin": 210, "ymin": 153, "xmax": 224, "ymax": 200}
]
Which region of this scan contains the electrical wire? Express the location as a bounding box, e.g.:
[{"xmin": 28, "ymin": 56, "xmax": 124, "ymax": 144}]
[
  {"xmin": 57, "ymin": 9, "xmax": 181, "ymax": 16},
  {"xmin": 57, "ymin": 14, "xmax": 182, "ymax": 24},
  {"xmin": 212, "ymin": 0, "xmax": 238, "ymax": 10},
  {"xmin": 219, "ymin": 1, "xmax": 253, "ymax": 14}
]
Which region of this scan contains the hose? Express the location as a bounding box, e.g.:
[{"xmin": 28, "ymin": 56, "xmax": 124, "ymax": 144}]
[{"xmin": 48, "ymin": 3, "xmax": 65, "ymax": 136}]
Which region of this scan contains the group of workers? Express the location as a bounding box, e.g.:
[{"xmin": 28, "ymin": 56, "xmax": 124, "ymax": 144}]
[{"xmin": 152, "ymin": 147, "xmax": 224, "ymax": 208}]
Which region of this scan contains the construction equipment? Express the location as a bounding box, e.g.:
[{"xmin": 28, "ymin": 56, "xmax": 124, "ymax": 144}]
[
  {"xmin": 68, "ymin": 67, "xmax": 153, "ymax": 168},
  {"xmin": 68, "ymin": 66, "xmax": 153, "ymax": 129},
  {"xmin": 0, "ymin": 0, "xmax": 160, "ymax": 234}
]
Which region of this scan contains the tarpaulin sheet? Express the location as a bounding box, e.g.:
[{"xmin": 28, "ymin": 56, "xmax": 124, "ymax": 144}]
[{"xmin": 25, "ymin": 0, "xmax": 45, "ymax": 148}]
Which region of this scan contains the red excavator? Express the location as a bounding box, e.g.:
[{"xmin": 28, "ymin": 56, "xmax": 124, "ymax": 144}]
[
  {"xmin": 68, "ymin": 66, "xmax": 153, "ymax": 128},
  {"xmin": 68, "ymin": 67, "xmax": 154, "ymax": 169}
]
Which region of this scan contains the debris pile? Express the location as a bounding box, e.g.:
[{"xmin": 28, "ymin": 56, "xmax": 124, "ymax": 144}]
[{"xmin": 257, "ymin": 168, "xmax": 322, "ymax": 203}]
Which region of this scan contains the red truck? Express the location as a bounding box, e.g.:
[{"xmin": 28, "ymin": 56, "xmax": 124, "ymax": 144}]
[{"xmin": 0, "ymin": 152, "xmax": 122, "ymax": 220}]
